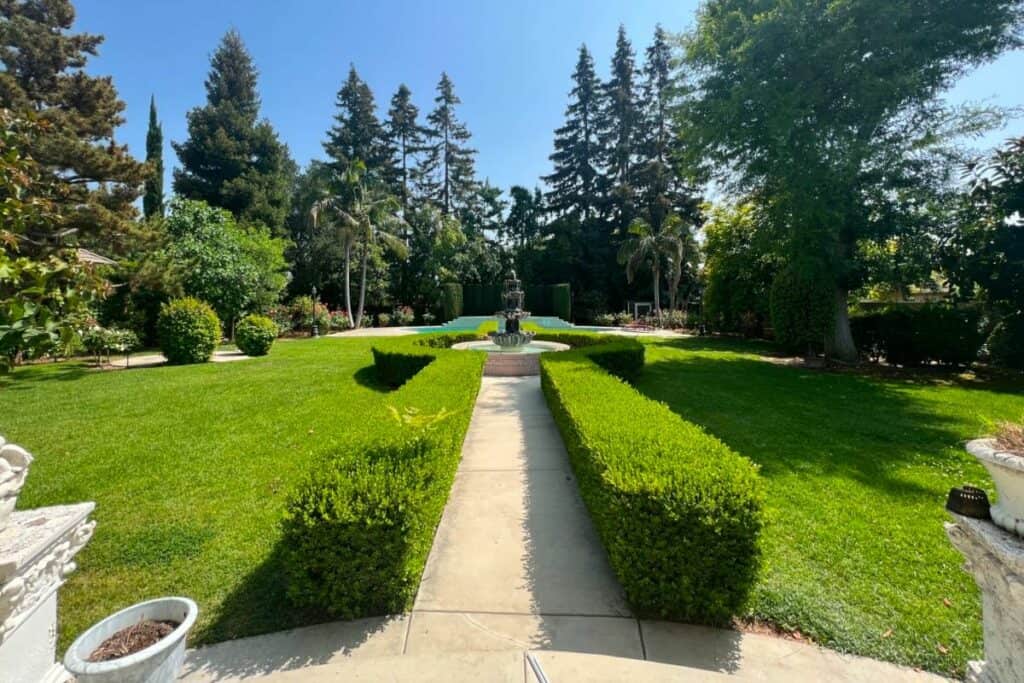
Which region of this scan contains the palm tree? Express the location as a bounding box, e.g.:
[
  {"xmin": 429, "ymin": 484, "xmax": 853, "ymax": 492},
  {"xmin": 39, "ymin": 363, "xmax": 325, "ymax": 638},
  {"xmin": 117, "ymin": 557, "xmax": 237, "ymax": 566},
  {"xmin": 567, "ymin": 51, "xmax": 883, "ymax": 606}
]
[
  {"xmin": 618, "ymin": 217, "xmax": 680, "ymax": 319},
  {"xmin": 661, "ymin": 215, "xmax": 699, "ymax": 313},
  {"xmin": 311, "ymin": 162, "xmax": 408, "ymax": 327}
]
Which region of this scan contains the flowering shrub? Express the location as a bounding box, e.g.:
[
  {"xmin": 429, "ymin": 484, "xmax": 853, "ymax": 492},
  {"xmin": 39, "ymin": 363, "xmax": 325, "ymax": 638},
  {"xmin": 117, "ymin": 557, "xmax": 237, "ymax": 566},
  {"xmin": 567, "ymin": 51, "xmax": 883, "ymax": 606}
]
[
  {"xmin": 614, "ymin": 311, "xmax": 633, "ymax": 326},
  {"xmin": 594, "ymin": 313, "xmax": 617, "ymax": 327},
  {"xmin": 329, "ymin": 311, "xmax": 352, "ymax": 331},
  {"xmin": 82, "ymin": 326, "xmax": 140, "ymax": 364},
  {"xmin": 421, "ymin": 312, "xmax": 436, "ymax": 325},
  {"xmin": 377, "ymin": 313, "xmax": 392, "ymax": 327},
  {"xmin": 393, "ymin": 306, "xmax": 415, "ymax": 326}
]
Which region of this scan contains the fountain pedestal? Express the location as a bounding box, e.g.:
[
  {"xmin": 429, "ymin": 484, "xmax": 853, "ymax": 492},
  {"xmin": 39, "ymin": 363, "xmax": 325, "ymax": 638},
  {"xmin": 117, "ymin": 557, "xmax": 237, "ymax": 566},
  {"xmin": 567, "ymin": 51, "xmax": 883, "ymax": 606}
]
[
  {"xmin": 945, "ymin": 513, "xmax": 1024, "ymax": 682},
  {"xmin": 0, "ymin": 440, "xmax": 95, "ymax": 683}
]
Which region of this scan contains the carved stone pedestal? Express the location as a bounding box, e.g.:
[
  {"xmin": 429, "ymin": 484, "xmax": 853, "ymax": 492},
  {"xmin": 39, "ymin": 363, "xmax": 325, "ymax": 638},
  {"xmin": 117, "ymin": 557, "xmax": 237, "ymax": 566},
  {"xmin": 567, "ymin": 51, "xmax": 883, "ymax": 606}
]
[
  {"xmin": 946, "ymin": 514, "xmax": 1024, "ymax": 683},
  {"xmin": 0, "ymin": 439, "xmax": 95, "ymax": 683}
]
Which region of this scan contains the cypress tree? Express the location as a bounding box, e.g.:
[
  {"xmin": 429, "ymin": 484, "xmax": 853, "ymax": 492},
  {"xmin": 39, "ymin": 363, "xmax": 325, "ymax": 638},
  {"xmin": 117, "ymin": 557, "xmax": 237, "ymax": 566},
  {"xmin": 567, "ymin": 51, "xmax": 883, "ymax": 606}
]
[
  {"xmin": 0, "ymin": 0, "xmax": 146, "ymax": 254},
  {"xmin": 544, "ymin": 45, "xmax": 603, "ymax": 223},
  {"xmin": 173, "ymin": 29, "xmax": 293, "ymax": 232},
  {"xmin": 143, "ymin": 95, "xmax": 164, "ymax": 219},
  {"xmin": 324, "ymin": 66, "xmax": 392, "ymax": 184},
  {"xmin": 386, "ymin": 83, "xmax": 429, "ymax": 210},
  {"xmin": 418, "ymin": 73, "xmax": 477, "ymax": 214},
  {"xmin": 598, "ymin": 25, "xmax": 641, "ymax": 231}
]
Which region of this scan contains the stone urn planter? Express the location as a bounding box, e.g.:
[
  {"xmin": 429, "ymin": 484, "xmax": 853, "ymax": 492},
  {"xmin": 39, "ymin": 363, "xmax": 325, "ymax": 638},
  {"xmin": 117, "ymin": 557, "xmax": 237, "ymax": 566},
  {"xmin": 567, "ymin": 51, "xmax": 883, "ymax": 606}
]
[
  {"xmin": 967, "ymin": 437, "xmax": 1024, "ymax": 537},
  {"xmin": 63, "ymin": 597, "xmax": 198, "ymax": 683}
]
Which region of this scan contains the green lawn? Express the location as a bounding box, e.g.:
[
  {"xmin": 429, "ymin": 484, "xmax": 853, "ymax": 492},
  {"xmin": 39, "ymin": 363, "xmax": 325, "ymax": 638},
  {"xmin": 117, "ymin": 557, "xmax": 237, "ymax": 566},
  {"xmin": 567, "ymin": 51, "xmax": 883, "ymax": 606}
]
[
  {"xmin": 636, "ymin": 337, "xmax": 1024, "ymax": 677},
  {"xmin": 3, "ymin": 338, "xmax": 406, "ymax": 649}
]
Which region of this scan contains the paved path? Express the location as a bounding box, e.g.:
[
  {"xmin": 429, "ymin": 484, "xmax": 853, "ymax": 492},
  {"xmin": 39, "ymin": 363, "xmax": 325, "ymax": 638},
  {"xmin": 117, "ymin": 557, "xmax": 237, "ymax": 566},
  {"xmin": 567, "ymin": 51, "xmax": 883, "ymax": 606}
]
[{"xmin": 182, "ymin": 376, "xmax": 948, "ymax": 682}]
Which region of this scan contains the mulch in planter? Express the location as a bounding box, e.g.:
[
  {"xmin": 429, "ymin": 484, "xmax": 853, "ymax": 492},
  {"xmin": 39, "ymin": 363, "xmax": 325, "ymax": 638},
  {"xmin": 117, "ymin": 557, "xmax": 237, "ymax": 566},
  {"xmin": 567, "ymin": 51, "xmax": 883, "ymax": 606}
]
[{"xmin": 88, "ymin": 619, "xmax": 180, "ymax": 662}]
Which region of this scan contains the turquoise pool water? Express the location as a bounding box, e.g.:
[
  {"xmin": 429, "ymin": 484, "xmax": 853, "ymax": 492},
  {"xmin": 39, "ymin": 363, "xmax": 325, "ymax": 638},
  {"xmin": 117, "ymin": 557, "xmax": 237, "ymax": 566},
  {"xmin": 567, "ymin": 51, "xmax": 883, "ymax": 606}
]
[{"xmin": 416, "ymin": 315, "xmax": 576, "ymax": 333}]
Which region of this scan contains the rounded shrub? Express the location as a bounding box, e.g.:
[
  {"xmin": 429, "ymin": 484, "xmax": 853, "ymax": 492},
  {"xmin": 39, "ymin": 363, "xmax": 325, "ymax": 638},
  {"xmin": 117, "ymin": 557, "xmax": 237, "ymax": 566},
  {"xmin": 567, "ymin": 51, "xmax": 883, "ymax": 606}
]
[
  {"xmin": 235, "ymin": 314, "xmax": 277, "ymax": 357},
  {"xmin": 157, "ymin": 297, "xmax": 221, "ymax": 365}
]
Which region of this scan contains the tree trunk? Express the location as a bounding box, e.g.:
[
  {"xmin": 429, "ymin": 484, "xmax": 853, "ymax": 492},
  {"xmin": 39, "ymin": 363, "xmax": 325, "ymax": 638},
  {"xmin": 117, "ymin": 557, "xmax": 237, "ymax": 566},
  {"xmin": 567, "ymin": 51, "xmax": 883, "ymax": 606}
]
[
  {"xmin": 652, "ymin": 263, "xmax": 662, "ymax": 321},
  {"xmin": 344, "ymin": 242, "xmax": 354, "ymax": 327},
  {"xmin": 826, "ymin": 285, "xmax": 858, "ymax": 362},
  {"xmin": 356, "ymin": 242, "xmax": 369, "ymax": 327}
]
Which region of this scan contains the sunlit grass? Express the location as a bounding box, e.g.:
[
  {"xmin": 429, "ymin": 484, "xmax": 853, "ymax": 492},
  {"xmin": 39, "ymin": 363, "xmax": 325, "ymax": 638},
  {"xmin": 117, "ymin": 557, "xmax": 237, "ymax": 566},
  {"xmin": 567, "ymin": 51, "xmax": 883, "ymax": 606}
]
[{"xmin": 636, "ymin": 337, "xmax": 1024, "ymax": 677}]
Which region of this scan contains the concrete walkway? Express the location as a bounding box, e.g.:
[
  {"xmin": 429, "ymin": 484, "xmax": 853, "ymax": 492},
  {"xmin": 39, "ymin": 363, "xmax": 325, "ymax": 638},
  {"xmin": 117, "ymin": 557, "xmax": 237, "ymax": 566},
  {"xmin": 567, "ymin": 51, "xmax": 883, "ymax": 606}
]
[{"xmin": 181, "ymin": 377, "xmax": 948, "ymax": 682}]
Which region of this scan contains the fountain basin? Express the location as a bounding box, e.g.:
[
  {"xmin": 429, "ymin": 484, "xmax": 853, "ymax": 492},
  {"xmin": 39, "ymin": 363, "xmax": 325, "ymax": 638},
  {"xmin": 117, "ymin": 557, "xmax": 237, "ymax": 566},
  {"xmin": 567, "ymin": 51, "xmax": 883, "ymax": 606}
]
[
  {"xmin": 451, "ymin": 340, "xmax": 569, "ymax": 376},
  {"xmin": 451, "ymin": 340, "xmax": 569, "ymax": 355}
]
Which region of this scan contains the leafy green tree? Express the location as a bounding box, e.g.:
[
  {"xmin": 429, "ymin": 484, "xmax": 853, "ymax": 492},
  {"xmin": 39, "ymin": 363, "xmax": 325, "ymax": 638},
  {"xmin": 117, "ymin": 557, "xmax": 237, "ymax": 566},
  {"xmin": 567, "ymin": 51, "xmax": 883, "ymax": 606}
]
[
  {"xmin": 386, "ymin": 83, "xmax": 430, "ymax": 210},
  {"xmin": 144, "ymin": 95, "xmax": 164, "ymax": 219},
  {"xmin": 702, "ymin": 202, "xmax": 779, "ymax": 336},
  {"xmin": 418, "ymin": 73, "xmax": 477, "ymax": 214},
  {"xmin": 683, "ymin": 0, "xmax": 1023, "ymax": 360},
  {"xmin": 163, "ymin": 198, "xmax": 288, "ymax": 330},
  {"xmin": 173, "ymin": 29, "xmax": 294, "ymax": 233},
  {"xmin": 0, "ymin": 0, "xmax": 146, "ymax": 255},
  {"xmin": 324, "ymin": 66, "xmax": 393, "ymax": 187},
  {"xmin": 311, "ymin": 163, "xmax": 408, "ymax": 327},
  {"xmin": 0, "ymin": 112, "xmax": 96, "ymax": 371}
]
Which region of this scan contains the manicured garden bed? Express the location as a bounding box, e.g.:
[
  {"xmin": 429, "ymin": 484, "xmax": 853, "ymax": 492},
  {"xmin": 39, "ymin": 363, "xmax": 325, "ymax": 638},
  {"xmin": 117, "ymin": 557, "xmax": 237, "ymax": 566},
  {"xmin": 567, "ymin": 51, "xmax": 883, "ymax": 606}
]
[
  {"xmin": 2, "ymin": 336, "xmax": 482, "ymax": 650},
  {"xmin": 635, "ymin": 337, "xmax": 1024, "ymax": 677}
]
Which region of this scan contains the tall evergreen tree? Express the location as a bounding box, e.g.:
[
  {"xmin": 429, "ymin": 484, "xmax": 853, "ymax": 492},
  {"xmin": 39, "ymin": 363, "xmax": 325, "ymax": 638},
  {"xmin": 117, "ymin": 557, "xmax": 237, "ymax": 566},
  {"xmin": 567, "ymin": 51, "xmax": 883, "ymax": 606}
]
[
  {"xmin": 544, "ymin": 45, "xmax": 603, "ymax": 223},
  {"xmin": 598, "ymin": 25, "xmax": 641, "ymax": 231},
  {"xmin": 324, "ymin": 66, "xmax": 393, "ymax": 185},
  {"xmin": 418, "ymin": 72, "xmax": 477, "ymax": 214},
  {"xmin": 173, "ymin": 29, "xmax": 293, "ymax": 233},
  {"xmin": 144, "ymin": 95, "xmax": 164, "ymax": 219},
  {"xmin": 386, "ymin": 83, "xmax": 429, "ymax": 210},
  {"xmin": 0, "ymin": 0, "xmax": 146, "ymax": 255},
  {"xmin": 634, "ymin": 25, "xmax": 702, "ymax": 291}
]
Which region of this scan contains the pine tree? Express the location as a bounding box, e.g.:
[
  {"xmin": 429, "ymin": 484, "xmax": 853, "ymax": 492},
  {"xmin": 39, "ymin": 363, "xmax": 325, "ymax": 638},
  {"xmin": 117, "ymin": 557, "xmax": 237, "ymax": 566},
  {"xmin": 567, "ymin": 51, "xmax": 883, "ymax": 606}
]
[
  {"xmin": 544, "ymin": 45, "xmax": 603, "ymax": 223},
  {"xmin": 635, "ymin": 26, "xmax": 702, "ymax": 232},
  {"xmin": 386, "ymin": 83, "xmax": 429, "ymax": 210},
  {"xmin": 173, "ymin": 29, "xmax": 293, "ymax": 232},
  {"xmin": 418, "ymin": 73, "xmax": 477, "ymax": 214},
  {"xmin": 324, "ymin": 66, "xmax": 392, "ymax": 185},
  {"xmin": 0, "ymin": 0, "xmax": 146, "ymax": 255},
  {"xmin": 598, "ymin": 25, "xmax": 641, "ymax": 231},
  {"xmin": 144, "ymin": 95, "xmax": 164, "ymax": 219}
]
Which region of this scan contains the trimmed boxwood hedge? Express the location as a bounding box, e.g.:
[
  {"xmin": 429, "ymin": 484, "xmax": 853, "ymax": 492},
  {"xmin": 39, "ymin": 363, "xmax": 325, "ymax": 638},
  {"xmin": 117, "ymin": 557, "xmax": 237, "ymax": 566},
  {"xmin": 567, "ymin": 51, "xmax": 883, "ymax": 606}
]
[
  {"xmin": 282, "ymin": 335, "xmax": 485, "ymax": 618},
  {"xmin": 235, "ymin": 314, "xmax": 277, "ymax": 356},
  {"xmin": 540, "ymin": 346, "xmax": 765, "ymax": 624}
]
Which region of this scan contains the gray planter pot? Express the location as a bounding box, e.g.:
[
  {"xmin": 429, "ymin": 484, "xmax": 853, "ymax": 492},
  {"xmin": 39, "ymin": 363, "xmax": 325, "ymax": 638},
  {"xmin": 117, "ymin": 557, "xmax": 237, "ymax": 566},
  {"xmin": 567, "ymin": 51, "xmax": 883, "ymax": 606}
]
[{"xmin": 63, "ymin": 597, "xmax": 198, "ymax": 683}]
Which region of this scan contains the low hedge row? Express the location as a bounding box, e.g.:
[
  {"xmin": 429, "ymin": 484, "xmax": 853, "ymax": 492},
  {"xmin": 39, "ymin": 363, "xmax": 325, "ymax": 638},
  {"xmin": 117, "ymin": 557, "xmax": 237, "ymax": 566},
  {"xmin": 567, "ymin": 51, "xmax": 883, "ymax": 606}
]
[
  {"xmin": 281, "ymin": 336, "xmax": 485, "ymax": 618},
  {"xmin": 540, "ymin": 347, "xmax": 765, "ymax": 624},
  {"xmin": 851, "ymin": 304, "xmax": 983, "ymax": 367},
  {"xmin": 371, "ymin": 333, "xmax": 481, "ymax": 387}
]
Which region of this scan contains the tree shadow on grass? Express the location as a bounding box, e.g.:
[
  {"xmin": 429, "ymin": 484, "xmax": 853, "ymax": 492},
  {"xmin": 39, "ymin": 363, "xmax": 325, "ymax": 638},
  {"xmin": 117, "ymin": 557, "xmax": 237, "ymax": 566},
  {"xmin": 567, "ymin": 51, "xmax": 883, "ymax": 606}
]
[
  {"xmin": 0, "ymin": 362, "xmax": 91, "ymax": 390},
  {"xmin": 635, "ymin": 353, "xmax": 976, "ymax": 502},
  {"xmin": 352, "ymin": 364, "xmax": 389, "ymax": 393},
  {"xmin": 184, "ymin": 541, "xmax": 398, "ymax": 682}
]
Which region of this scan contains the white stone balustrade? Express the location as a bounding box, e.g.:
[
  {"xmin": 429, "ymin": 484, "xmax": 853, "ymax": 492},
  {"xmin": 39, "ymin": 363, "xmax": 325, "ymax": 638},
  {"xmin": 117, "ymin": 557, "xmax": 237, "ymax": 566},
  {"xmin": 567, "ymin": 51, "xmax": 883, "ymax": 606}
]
[{"xmin": 0, "ymin": 437, "xmax": 95, "ymax": 683}]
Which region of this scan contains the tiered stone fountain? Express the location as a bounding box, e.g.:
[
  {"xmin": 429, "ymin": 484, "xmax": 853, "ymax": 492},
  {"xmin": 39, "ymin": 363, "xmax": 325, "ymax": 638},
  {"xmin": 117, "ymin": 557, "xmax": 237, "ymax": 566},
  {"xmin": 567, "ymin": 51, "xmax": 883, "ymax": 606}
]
[
  {"xmin": 0, "ymin": 437, "xmax": 95, "ymax": 682},
  {"xmin": 452, "ymin": 272, "xmax": 568, "ymax": 376}
]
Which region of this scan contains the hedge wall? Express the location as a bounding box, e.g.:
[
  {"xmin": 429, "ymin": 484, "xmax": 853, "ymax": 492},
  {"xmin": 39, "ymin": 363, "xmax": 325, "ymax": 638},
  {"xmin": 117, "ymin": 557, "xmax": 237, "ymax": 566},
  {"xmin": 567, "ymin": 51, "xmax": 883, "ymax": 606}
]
[
  {"xmin": 539, "ymin": 346, "xmax": 765, "ymax": 624},
  {"xmin": 463, "ymin": 283, "xmax": 503, "ymax": 315},
  {"xmin": 851, "ymin": 304, "xmax": 983, "ymax": 367},
  {"xmin": 281, "ymin": 334, "xmax": 485, "ymax": 618},
  {"xmin": 441, "ymin": 283, "xmax": 463, "ymax": 321}
]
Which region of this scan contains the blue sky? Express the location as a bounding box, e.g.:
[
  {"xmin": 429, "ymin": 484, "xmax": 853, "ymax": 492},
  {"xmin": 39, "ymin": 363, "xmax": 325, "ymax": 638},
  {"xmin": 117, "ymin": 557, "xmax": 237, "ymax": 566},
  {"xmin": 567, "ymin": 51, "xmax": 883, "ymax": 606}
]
[{"xmin": 77, "ymin": 0, "xmax": 1024, "ymax": 196}]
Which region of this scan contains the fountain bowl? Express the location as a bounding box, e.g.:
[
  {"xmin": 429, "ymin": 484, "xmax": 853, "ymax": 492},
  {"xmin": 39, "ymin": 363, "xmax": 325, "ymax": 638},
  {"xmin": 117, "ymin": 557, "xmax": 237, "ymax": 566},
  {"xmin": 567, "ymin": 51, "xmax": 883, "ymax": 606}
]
[{"xmin": 451, "ymin": 339, "xmax": 569, "ymax": 355}]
